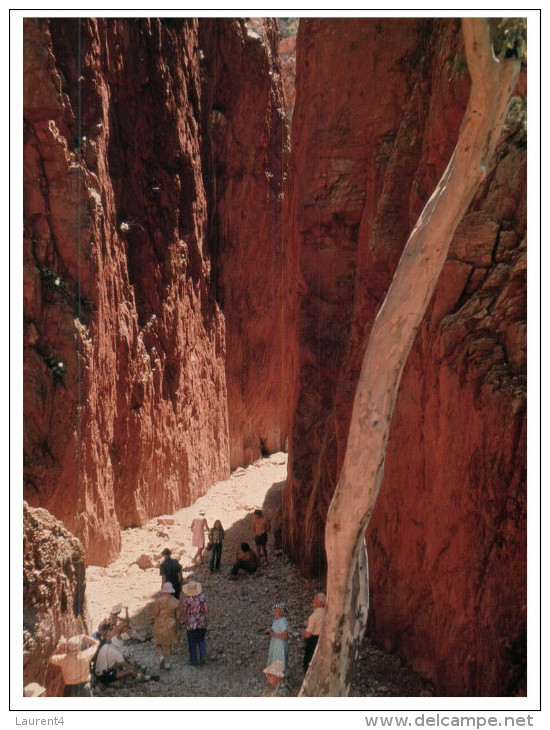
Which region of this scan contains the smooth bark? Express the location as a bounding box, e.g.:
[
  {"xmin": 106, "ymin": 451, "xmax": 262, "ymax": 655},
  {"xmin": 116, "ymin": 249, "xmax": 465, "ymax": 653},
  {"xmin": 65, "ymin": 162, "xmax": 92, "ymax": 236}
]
[{"xmin": 299, "ymin": 19, "xmax": 520, "ymax": 696}]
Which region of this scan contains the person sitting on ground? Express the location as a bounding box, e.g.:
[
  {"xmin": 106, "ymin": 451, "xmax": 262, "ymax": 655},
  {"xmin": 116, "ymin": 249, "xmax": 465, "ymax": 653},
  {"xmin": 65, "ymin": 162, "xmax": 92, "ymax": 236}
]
[
  {"xmin": 208, "ymin": 520, "xmax": 225, "ymax": 573},
  {"xmin": 152, "ymin": 581, "xmax": 181, "ymax": 671},
  {"xmin": 93, "ymin": 621, "xmax": 158, "ymax": 686},
  {"xmin": 106, "ymin": 604, "xmax": 145, "ymax": 649},
  {"xmin": 191, "ymin": 511, "xmax": 210, "ymax": 565},
  {"xmin": 159, "ymin": 548, "xmax": 183, "ymax": 599},
  {"xmin": 49, "ymin": 634, "xmax": 99, "ymax": 696},
  {"xmin": 229, "ymin": 541, "xmax": 259, "ymax": 578},
  {"xmin": 253, "ymin": 509, "xmax": 271, "ymax": 565},
  {"xmin": 302, "ymin": 592, "xmax": 326, "ymax": 672}
]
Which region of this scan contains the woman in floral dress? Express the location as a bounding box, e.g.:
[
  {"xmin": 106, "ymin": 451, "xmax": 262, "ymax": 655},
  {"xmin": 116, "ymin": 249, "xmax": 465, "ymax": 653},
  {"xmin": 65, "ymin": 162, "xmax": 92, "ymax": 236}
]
[{"xmin": 180, "ymin": 580, "xmax": 209, "ymax": 666}]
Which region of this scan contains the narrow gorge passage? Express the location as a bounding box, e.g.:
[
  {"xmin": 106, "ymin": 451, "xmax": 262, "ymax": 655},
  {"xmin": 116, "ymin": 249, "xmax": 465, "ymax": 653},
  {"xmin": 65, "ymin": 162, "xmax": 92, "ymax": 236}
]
[{"xmin": 84, "ymin": 453, "xmax": 433, "ymax": 697}]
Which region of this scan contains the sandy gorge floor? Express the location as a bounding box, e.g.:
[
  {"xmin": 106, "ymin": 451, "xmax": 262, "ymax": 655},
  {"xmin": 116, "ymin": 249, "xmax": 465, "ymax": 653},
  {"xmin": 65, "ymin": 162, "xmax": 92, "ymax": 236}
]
[{"xmin": 85, "ymin": 453, "xmax": 434, "ymax": 698}]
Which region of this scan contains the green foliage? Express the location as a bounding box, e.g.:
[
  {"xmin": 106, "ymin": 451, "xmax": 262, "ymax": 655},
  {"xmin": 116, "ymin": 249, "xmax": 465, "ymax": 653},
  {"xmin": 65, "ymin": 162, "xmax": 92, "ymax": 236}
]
[
  {"xmin": 489, "ymin": 18, "xmax": 527, "ymax": 61},
  {"xmin": 279, "ymin": 17, "xmax": 299, "ymax": 39}
]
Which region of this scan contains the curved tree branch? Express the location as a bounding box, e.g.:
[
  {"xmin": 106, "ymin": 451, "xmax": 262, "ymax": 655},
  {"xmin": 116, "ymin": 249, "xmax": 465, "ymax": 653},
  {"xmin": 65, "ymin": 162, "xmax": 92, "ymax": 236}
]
[{"xmin": 299, "ymin": 18, "xmax": 520, "ymax": 696}]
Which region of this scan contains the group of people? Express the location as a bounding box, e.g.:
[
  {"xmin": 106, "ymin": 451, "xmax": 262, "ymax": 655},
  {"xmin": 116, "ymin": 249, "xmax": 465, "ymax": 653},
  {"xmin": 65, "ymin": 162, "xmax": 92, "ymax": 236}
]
[
  {"xmin": 262, "ymin": 591, "xmax": 326, "ymax": 695},
  {"xmin": 152, "ymin": 576, "xmax": 208, "ymax": 670},
  {"xmin": 47, "ymin": 607, "xmax": 154, "ymax": 697},
  {"xmin": 189, "ymin": 508, "xmax": 270, "ymax": 576},
  {"xmin": 36, "ymin": 507, "xmax": 326, "ymax": 697}
]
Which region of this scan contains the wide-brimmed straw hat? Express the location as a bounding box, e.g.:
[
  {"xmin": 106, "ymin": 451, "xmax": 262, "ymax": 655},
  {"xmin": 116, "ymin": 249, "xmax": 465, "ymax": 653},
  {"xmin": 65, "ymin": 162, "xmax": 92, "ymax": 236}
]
[
  {"xmin": 182, "ymin": 580, "xmax": 202, "ymax": 597},
  {"xmin": 161, "ymin": 582, "xmax": 176, "ymax": 594},
  {"xmin": 263, "ymin": 660, "xmax": 285, "ymax": 678},
  {"xmin": 24, "ymin": 682, "xmax": 46, "ymax": 697}
]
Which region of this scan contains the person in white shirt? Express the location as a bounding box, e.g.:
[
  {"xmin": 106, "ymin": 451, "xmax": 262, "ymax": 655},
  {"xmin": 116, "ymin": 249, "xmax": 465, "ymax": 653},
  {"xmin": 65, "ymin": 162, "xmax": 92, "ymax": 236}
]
[
  {"xmin": 302, "ymin": 592, "xmax": 326, "ymax": 672},
  {"xmin": 94, "ymin": 621, "xmax": 153, "ymax": 686}
]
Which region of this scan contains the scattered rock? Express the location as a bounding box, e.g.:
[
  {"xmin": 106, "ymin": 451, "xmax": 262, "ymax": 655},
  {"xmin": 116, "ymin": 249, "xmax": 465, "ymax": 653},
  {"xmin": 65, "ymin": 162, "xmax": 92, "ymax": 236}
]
[
  {"xmin": 84, "ymin": 455, "xmax": 433, "ymax": 698},
  {"xmin": 135, "ymin": 554, "xmax": 154, "ymax": 570}
]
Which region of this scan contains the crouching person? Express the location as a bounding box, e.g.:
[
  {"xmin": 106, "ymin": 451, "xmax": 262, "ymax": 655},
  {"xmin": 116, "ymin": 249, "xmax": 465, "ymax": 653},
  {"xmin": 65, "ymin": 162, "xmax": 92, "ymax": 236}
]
[
  {"xmin": 49, "ymin": 634, "xmax": 98, "ymax": 696},
  {"xmin": 94, "ymin": 621, "xmax": 156, "ymax": 686}
]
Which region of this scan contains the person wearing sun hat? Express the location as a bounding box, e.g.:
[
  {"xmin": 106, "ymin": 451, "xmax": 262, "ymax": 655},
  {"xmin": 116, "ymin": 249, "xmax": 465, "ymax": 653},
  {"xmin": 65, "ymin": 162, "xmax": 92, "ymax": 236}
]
[
  {"xmin": 180, "ymin": 580, "xmax": 209, "ymax": 666},
  {"xmin": 265, "ymin": 602, "xmax": 289, "ymax": 684},
  {"xmin": 49, "ymin": 633, "xmax": 99, "ymax": 696},
  {"xmin": 107, "ymin": 603, "xmax": 145, "ymax": 647},
  {"xmin": 24, "ymin": 682, "xmax": 46, "ymax": 697},
  {"xmin": 152, "ymin": 581, "xmax": 182, "ymax": 671},
  {"xmin": 262, "ymin": 659, "xmax": 285, "ymax": 696}
]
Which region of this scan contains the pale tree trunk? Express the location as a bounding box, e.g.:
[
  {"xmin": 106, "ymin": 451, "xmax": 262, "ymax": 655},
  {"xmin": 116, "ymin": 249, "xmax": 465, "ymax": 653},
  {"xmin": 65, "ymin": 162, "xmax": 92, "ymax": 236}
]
[{"xmin": 299, "ymin": 18, "xmax": 520, "ymax": 696}]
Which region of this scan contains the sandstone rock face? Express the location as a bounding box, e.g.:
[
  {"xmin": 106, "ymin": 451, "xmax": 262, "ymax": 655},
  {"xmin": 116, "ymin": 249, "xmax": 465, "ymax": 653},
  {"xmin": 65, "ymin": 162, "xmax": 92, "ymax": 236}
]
[
  {"xmin": 23, "ymin": 502, "xmax": 88, "ymax": 696},
  {"xmin": 23, "ymin": 18, "xmax": 287, "ymax": 564},
  {"xmin": 278, "ymin": 35, "xmax": 296, "ymax": 122},
  {"xmin": 284, "ymin": 18, "xmax": 526, "ymax": 696},
  {"xmin": 199, "ymin": 19, "xmax": 289, "ymax": 468}
]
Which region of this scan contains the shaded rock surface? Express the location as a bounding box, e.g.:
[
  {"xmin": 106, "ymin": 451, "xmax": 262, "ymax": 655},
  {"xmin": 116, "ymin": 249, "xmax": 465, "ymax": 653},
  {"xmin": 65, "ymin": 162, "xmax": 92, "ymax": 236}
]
[
  {"xmin": 23, "ymin": 17, "xmax": 288, "ymax": 565},
  {"xmin": 23, "ymin": 502, "xmax": 88, "ymax": 697},
  {"xmin": 199, "ymin": 18, "xmax": 289, "ymax": 468},
  {"xmin": 283, "ymin": 17, "xmax": 526, "ymax": 696}
]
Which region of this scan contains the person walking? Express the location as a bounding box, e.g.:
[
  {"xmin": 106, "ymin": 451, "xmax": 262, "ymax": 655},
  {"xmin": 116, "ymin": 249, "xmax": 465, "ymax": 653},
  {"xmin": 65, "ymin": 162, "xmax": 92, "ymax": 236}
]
[
  {"xmin": 190, "ymin": 512, "xmax": 209, "ymax": 565},
  {"xmin": 180, "ymin": 580, "xmax": 209, "ymax": 666},
  {"xmin": 208, "ymin": 520, "xmax": 225, "ymax": 573},
  {"xmin": 159, "ymin": 548, "xmax": 183, "ymax": 599},
  {"xmin": 152, "ymin": 582, "xmax": 182, "ymax": 671}
]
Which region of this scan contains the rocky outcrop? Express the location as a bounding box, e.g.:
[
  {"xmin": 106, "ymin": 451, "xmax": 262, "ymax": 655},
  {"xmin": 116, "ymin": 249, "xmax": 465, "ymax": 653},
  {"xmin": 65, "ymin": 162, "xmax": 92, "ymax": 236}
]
[
  {"xmin": 23, "ymin": 18, "xmax": 287, "ymax": 564},
  {"xmin": 23, "ymin": 502, "xmax": 88, "ymax": 696},
  {"xmin": 283, "ymin": 18, "xmax": 526, "ymax": 696}
]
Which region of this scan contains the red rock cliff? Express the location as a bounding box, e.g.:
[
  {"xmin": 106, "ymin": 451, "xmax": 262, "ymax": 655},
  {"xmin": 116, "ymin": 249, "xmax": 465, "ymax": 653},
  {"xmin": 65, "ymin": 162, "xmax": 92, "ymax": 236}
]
[
  {"xmin": 199, "ymin": 19, "xmax": 289, "ymax": 468},
  {"xmin": 23, "ymin": 17, "xmax": 287, "ymax": 564},
  {"xmin": 284, "ymin": 18, "xmax": 526, "ymax": 696}
]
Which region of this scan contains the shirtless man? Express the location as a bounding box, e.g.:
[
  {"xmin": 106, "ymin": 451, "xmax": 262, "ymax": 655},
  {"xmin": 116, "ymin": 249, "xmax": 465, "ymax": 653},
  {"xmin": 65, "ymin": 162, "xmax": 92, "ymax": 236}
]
[{"xmin": 253, "ymin": 509, "xmax": 271, "ymax": 564}]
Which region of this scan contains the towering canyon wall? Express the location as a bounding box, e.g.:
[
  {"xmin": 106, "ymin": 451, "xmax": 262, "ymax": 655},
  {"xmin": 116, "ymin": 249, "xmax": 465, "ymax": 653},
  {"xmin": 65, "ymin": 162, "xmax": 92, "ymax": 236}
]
[
  {"xmin": 199, "ymin": 19, "xmax": 289, "ymax": 468},
  {"xmin": 284, "ymin": 18, "xmax": 526, "ymax": 696},
  {"xmin": 23, "ymin": 17, "xmax": 287, "ymax": 565}
]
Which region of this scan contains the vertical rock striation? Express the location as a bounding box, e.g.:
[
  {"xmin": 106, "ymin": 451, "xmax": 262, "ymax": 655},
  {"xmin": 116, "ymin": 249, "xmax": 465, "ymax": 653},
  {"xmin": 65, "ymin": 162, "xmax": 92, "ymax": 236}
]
[
  {"xmin": 284, "ymin": 18, "xmax": 526, "ymax": 695},
  {"xmin": 23, "ymin": 17, "xmax": 287, "ymax": 565},
  {"xmin": 199, "ymin": 19, "xmax": 289, "ymax": 468}
]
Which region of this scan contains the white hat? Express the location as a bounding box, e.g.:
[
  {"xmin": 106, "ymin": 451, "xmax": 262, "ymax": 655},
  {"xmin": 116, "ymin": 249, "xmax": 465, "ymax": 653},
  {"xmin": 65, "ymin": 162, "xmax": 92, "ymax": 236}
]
[
  {"xmin": 110, "ymin": 603, "xmax": 123, "ymax": 615},
  {"xmin": 263, "ymin": 660, "xmax": 285, "ymax": 678},
  {"xmin": 161, "ymin": 582, "xmax": 175, "ymax": 594},
  {"xmin": 24, "ymin": 682, "xmax": 46, "ymax": 697},
  {"xmin": 67, "ymin": 636, "xmax": 83, "ymax": 653},
  {"xmin": 182, "ymin": 580, "xmax": 202, "ymax": 597}
]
